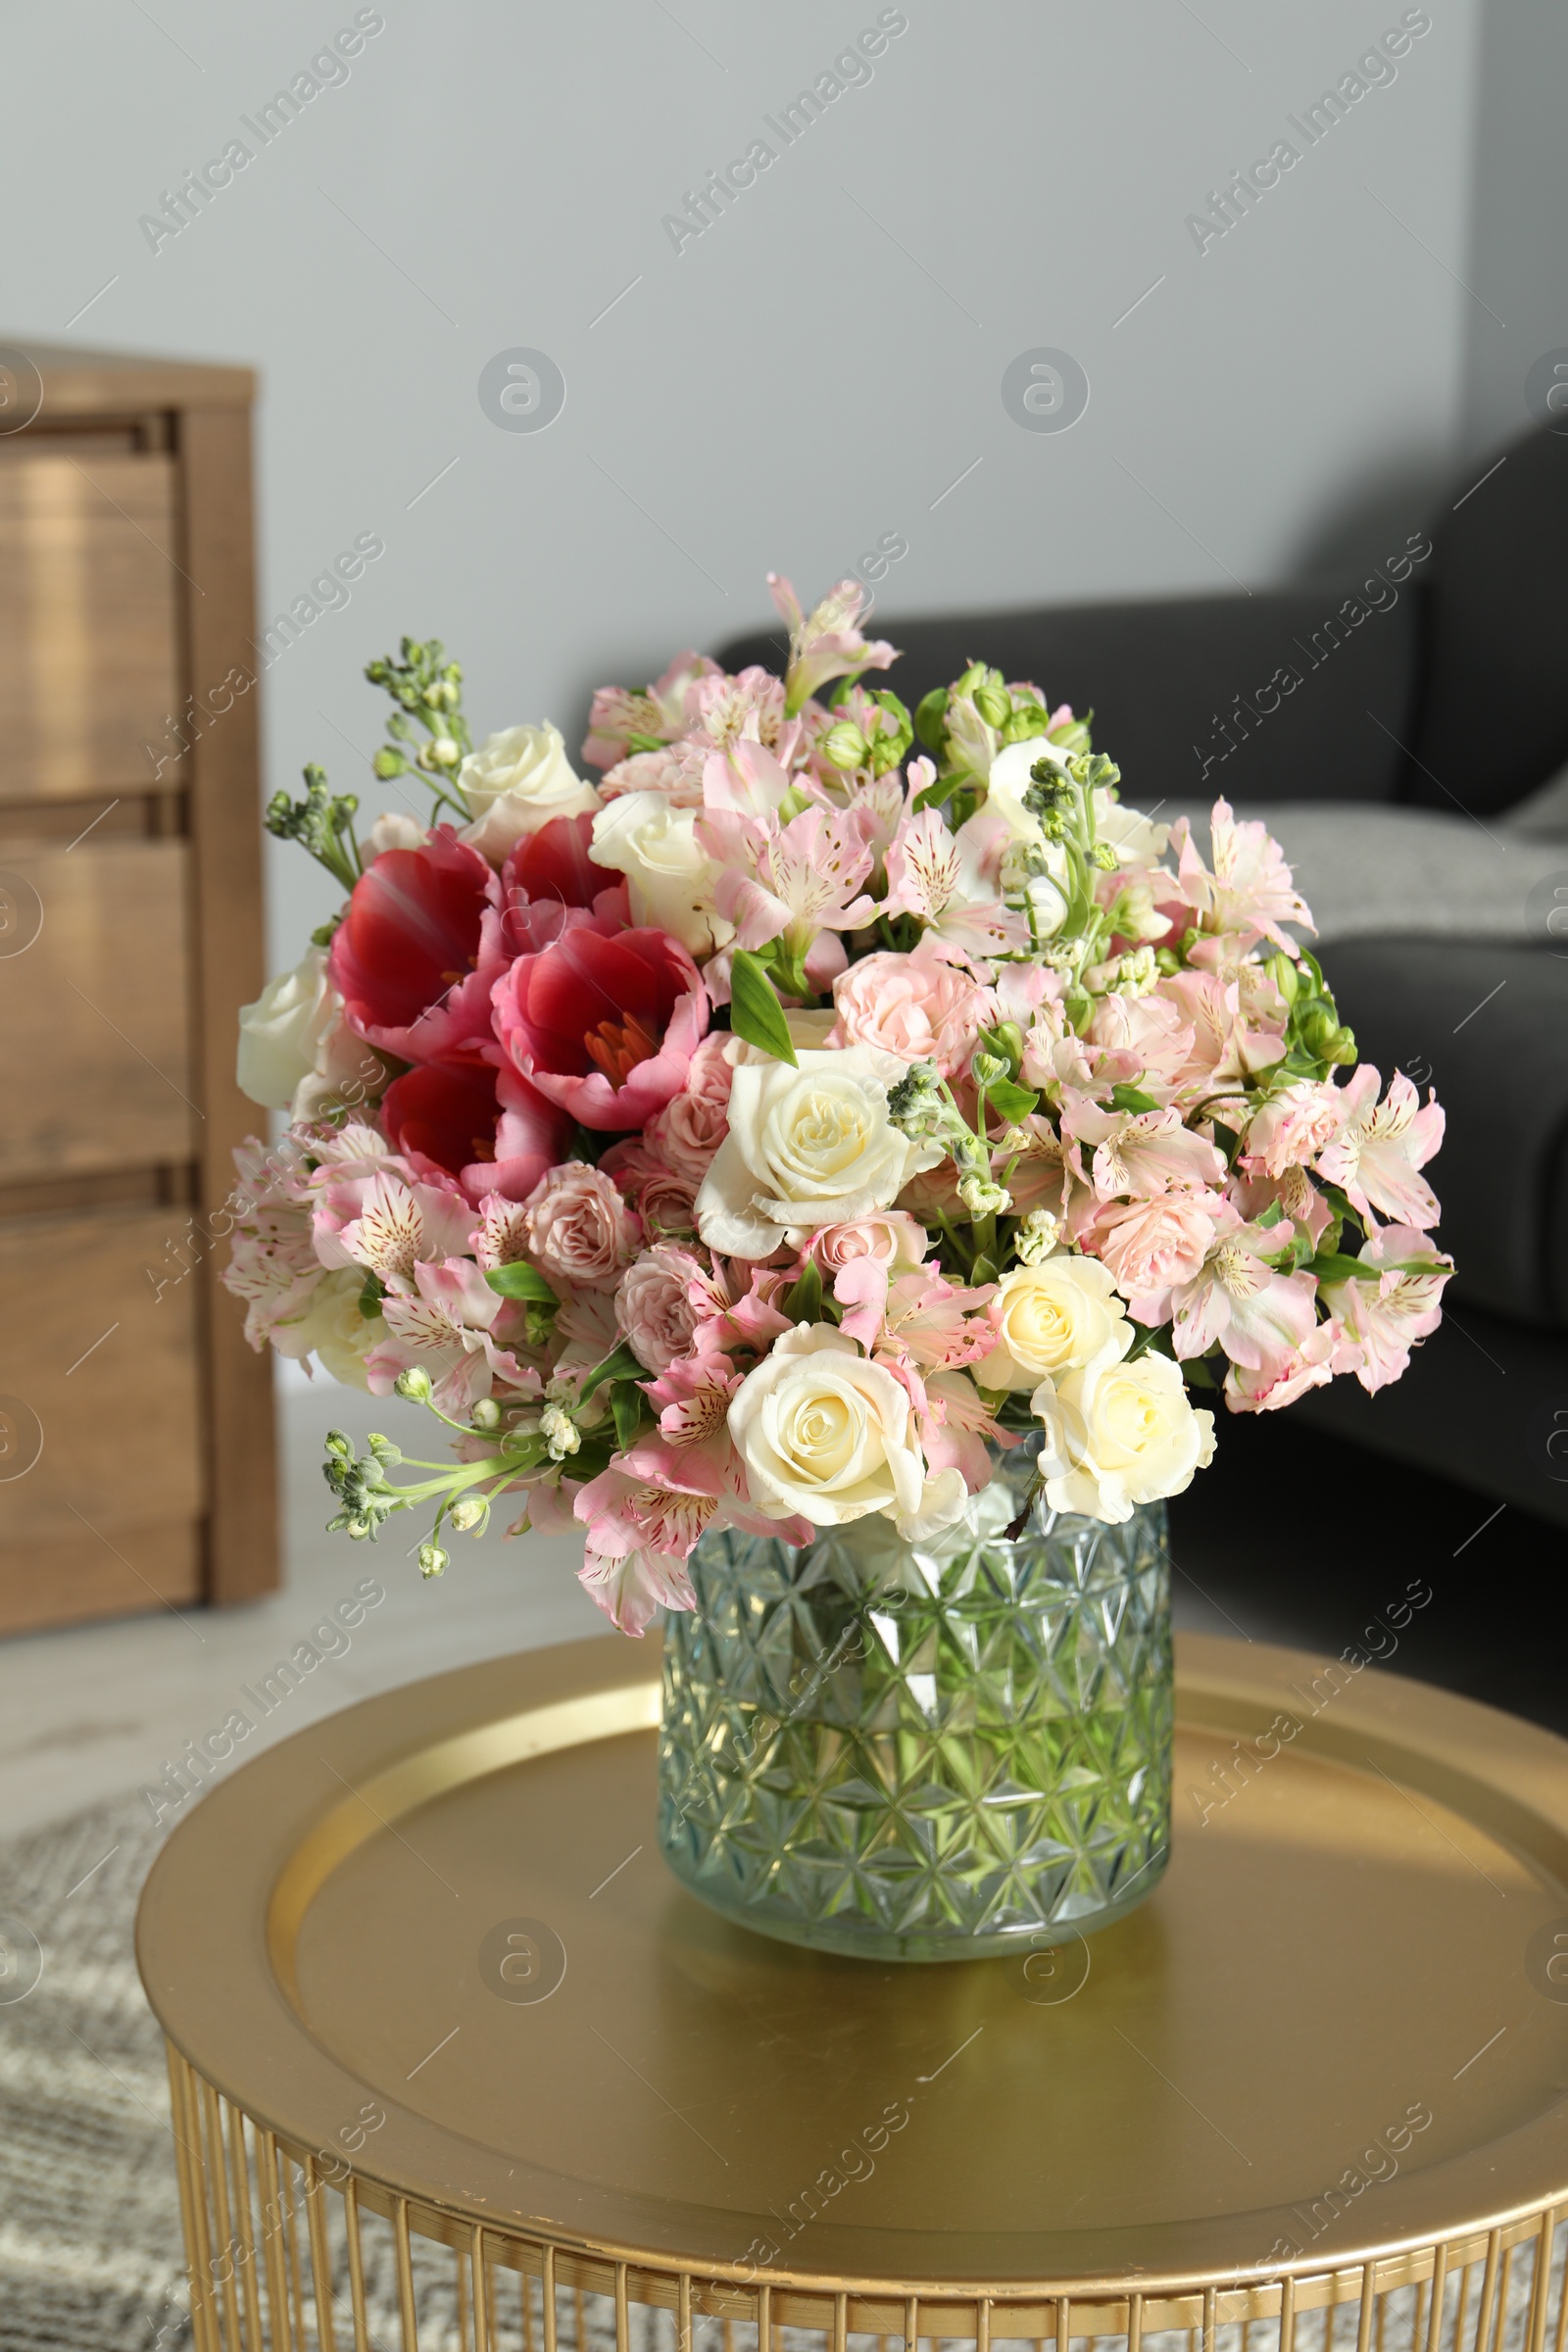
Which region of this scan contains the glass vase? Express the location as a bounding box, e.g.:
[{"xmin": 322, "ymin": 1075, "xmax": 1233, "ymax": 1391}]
[{"xmin": 658, "ymin": 1435, "xmax": 1173, "ymax": 1963}]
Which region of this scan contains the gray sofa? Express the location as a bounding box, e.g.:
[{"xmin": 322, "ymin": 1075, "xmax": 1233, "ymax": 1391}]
[{"xmin": 716, "ymin": 417, "xmax": 1568, "ymax": 1530}]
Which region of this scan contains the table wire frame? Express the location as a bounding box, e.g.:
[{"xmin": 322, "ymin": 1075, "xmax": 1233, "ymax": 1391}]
[{"xmin": 166, "ymin": 2049, "xmax": 1568, "ymax": 2352}]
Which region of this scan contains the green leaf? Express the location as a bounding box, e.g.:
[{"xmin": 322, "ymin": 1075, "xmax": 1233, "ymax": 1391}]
[
  {"xmin": 783, "ymin": 1257, "xmax": 823, "ymax": 1323},
  {"xmin": 580, "ymin": 1342, "xmax": 647, "ymax": 1404},
  {"xmin": 1109, "ymin": 1083, "xmax": 1159, "ymax": 1116},
  {"xmin": 911, "ymin": 773, "xmax": 956, "ymax": 813},
  {"xmin": 484, "ymin": 1262, "xmax": 559, "ymax": 1303},
  {"xmin": 986, "ymin": 1076, "xmax": 1040, "ymax": 1124},
  {"xmin": 1255, "ymin": 1198, "xmax": 1285, "ymax": 1229},
  {"xmin": 1305, "ymin": 1250, "xmax": 1375, "ymax": 1284},
  {"xmin": 1211, "ymin": 1118, "xmax": 1240, "ymax": 1166},
  {"xmin": 728, "ymin": 950, "xmax": 798, "ymax": 1066},
  {"xmin": 358, "ymin": 1270, "xmax": 386, "ymax": 1320},
  {"xmin": 913, "ymin": 686, "xmax": 950, "ymax": 754},
  {"xmin": 610, "ymin": 1383, "xmax": 645, "ymax": 1450}
]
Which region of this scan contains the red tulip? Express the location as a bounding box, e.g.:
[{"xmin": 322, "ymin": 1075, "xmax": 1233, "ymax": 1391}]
[
  {"xmin": 490, "ymin": 925, "xmax": 709, "ymax": 1133},
  {"xmin": 331, "ymin": 828, "xmax": 503, "ymax": 1066},
  {"xmin": 505, "ymin": 812, "xmax": 626, "ymax": 920},
  {"xmin": 382, "ymin": 1058, "xmax": 575, "ymax": 1206}
]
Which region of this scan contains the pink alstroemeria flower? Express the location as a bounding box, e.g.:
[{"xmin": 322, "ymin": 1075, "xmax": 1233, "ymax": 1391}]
[
  {"xmin": 313, "ymin": 1169, "xmax": 474, "ymax": 1293},
  {"xmin": 1223, "ymin": 1320, "xmax": 1340, "ymax": 1413},
  {"xmin": 702, "ymin": 804, "xmax": 877, "ymax": 968},
  {"xmin": 1170, "ymin": 1219, "xmax": 1320, "ymax": 1374},
  {"xmin": 579, "ymin": 1542, "xmax": 700, "ymax": 1638},
  {"xmin": 873, "ymin": 1267, "xmax": 997, "ymax": 1374},
  {"xmin": 367, "ymin": 1255, "xmax": 536, "ymax": 1414},
  {"xmin": 882, "ymin": 783, "xmax": 1029, "ymax": 958},
  {"xmin": 1175, "ymin": 799, "xmax": 1315, "ymax": 952},
  {"xmin": 1062, "ymin": 1099, "xmax": 1228, "ymax": 1202},
  {"xmin": 1313, "ymin": 1066, "xmax": 1445, "ymax": 1233},
  {"xmin": 767, "ymin": 573, "xmax": 897, "ymax": 714},
  {"xmin": 580, "ymin": 650, "xmax": 719, "ymax": 770},
  {"xmin": 1321, "ymin": 1223, "xmax": 1452, "ymax": 1393}
]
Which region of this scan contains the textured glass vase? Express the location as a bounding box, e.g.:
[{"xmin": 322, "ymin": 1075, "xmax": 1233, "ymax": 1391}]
[{"xmin": 659, "ymin": 1436, "xmax": 1173, "ymax": 1963}]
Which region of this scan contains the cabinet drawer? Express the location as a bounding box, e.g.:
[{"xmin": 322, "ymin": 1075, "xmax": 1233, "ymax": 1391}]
[
  {"xmin": 0, "ymin": 453, "xmax": 181, "ymax": 801},
  {"xmin": 0, "ymin": 1205, "xmax": 204, "ymax": 1562},
  {"xmin": 0, "ymin": 837, "xmax": 195, "ymax": 1180}
]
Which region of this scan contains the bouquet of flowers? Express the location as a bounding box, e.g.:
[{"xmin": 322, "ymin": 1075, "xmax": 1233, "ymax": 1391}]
[{"xmin": 226, "ymin": 577, "xmax": 1451, "ymax": 1633}]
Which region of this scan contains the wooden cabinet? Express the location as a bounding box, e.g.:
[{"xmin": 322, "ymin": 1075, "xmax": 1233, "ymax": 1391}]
[{"xmin": 0, "ymin": 341, "xmax": 277, "ymax": 1634}]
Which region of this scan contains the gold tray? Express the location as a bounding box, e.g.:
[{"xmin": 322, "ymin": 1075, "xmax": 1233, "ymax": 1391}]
[{"xmin": 137, "ymin": 1631, "xmax": 1568, "ymax": 2337}]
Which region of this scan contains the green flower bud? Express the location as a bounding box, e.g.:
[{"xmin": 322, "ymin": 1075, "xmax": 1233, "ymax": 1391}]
[
  {"xmin": 324, "ymin": 1428, "xmax": 354, "ymax": 1462},
  {"xmin": 470, "ymin": 1396, "xmax": 501, "ymax": 1431},
  {"xmin": 1326, "ymin": 1024, "xmax": 1356, "ymax": 1066},
  {"xmin": 367, "ymin": 1433, "xmax": 402, "ymax": 1467},
  {"xmin": 1154, "ymin": 946, "xmax": 1182, "ymax": 977},
  {"xmin": 776, "ymin": 784, "xmax": 812, "ymax": 822},
  {"xmin": 913, "ymin": 687, "xmax": 950, "ymax": 754},
  {"xmin": 971, "ymin": 1050, "xmax": 1010, "ymax": 1087},
  {"xmin": 821, "ymin": 721, "xmax": 869, "ymax": 771},
  {"xmin": 1268, "ymin": 951, "xmax": 1301, "ymax": 1005},
  {"xmin": 417, "ymin": 1542, "xmax": 448, "ymax": 1580},
  {"xmin": 980, "ymin": 1019, "xmax": 1025, "ymax": 1074},
  {"xmin": 973, "ymin": 683, "xmax": 1010, "ymax": 729},
  {"xmin": 1090, "ymin": 841, "xmax": 1117, "ymax": 871},
  {"xmin": 1048, "ymin": 712, "xmax": 1093, "ymax": 756},
  {"xmin": 395, "ymin": 1366, "xmax": 433, "ymax": 1403},
  {"xmin": 955, "ymin": 662, "xmax": 988, "ymax": 699},
  {"xmin": 999, "ymin": 705, "xmax": 1049, "ymax": 745}
]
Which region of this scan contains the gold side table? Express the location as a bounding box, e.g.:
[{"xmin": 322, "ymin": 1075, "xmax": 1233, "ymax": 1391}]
[{"xmin": 136, "ymin": 1632, "xmax": 1568, "ymax": 2352}]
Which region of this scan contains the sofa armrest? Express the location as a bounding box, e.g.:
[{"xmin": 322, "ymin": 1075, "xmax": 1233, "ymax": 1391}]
[{"xmin": 717, "ymin": 583, "xmax": 1423, "ymax": 808}]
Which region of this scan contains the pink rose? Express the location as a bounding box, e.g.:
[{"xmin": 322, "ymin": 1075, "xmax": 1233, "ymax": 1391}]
[
  {"xmin": 1088, "ymin": 1192, "xmax": 1226, "ymax": 1308},
  {"xmin": 830, "ymin": 938, "xmax": 993, "ymax": 1078},
  {"xmin": 807, "ymin": 1211, "xmax": 928, "ymax": 1282},
  {"xmin": 643, "ymin": 1035, "xmax": 735, "ymax": 1185},
  {"xmin": 615, "ymin": 1244, "xmax": 707, "ymax": 1373},
  {"xmin": 521, "ymin": 1163, "xmax": 641, "ymax": 1292},
  {"xmin": 1243, "ymin": 1081, "xmax": 1344, "ymax": 1179},
  {"xmin": 600, "ymin": 1141, "xmax": 700, "ymax": 1238}
]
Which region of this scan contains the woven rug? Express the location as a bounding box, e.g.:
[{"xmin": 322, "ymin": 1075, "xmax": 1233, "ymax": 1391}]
[{"xmin": 0, "ymin": 1792, "xmax": 1558, "ymax": 2352}]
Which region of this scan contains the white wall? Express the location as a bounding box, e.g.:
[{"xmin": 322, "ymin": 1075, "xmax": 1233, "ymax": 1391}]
[{"xmin": 0, "ymin": 0, "xmax": 1486, "ymax": 965}]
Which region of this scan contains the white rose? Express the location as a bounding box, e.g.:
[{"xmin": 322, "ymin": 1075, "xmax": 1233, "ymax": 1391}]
[
  {"xmin": 238, "ymin": 948, "xmax": 342, "ymax": 1109},
  {"xmin": 270, "ymin": 1267, "xmax": 385, "ymax": 1390},
  {"xmin": 729, "ymin": 1324, "xmax": 958, "ymax": 1535},
  {"xmin": 589, "ymin": 792, "xmax": 733, "ymax": 956},
  {"xmin": 986, "ymin": 738, "xmax": 1168, "ymax": 866},
  {"xmin": 1032, "ymin": 1350, "xmax": 1215, "ymax": 1523},
  {"xmin": 696, "ymin": 1044, "xmax": 942, "ymax": 1258},
  {"xmin": 975, "ymin": 1256, "xmax": 1134, "ymax": 1393},
  {"xmin": 457, "ymin": 722, "xmax": 599, "ymax": 860},
  {"xmin": 290, "ymin": 1015, "xmax": 390, "ymax": 1124}
]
